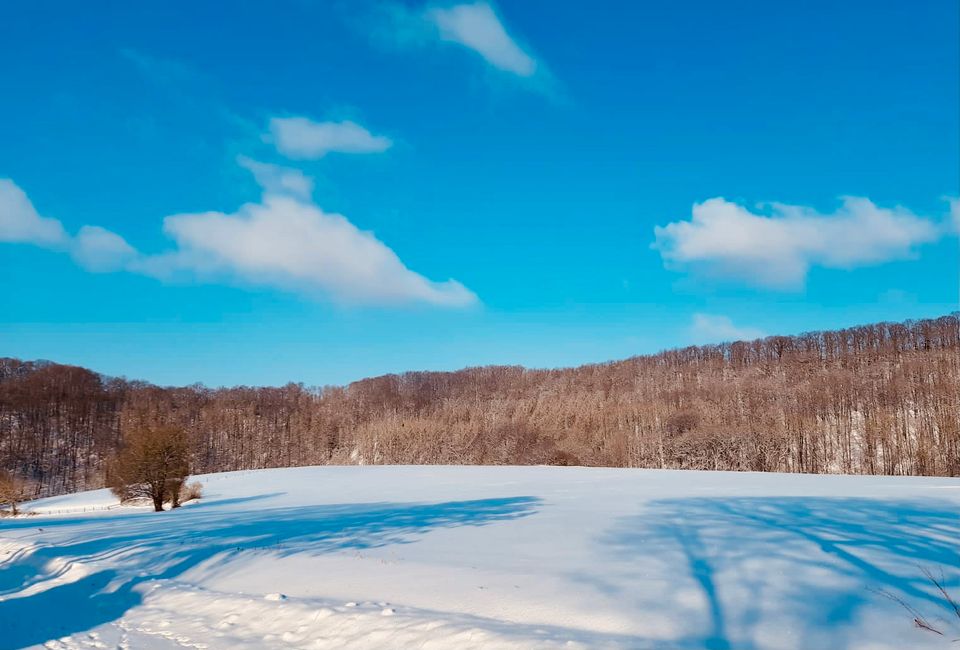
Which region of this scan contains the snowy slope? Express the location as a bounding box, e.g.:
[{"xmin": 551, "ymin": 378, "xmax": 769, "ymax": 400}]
[{"xmin": 1, "ymin": 466, "xmax": 958, "ymax": 650}]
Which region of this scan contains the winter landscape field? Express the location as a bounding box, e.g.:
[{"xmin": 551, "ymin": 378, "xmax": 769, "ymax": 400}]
[
  {"xmin": 2, "ymin": 1, "xmax": 959, "ymax": 649},
  {"xmin": 2, "ymin": 466, "xmax": 959, "ymax": 650}
]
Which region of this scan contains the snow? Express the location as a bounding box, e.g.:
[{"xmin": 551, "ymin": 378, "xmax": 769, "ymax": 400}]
[{"xmin": 1, "ymin": 466, "xmax": 959, "ymax": 649}]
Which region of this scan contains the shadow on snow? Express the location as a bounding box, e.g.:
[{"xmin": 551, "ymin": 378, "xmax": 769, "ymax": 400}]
[
  {"xmin": 0, "ymin": 495, "xmax": 540, "ymax": 648},
  {"xmin": 600, "ymin": 496, "xmax": 960, "ymax": 650}
]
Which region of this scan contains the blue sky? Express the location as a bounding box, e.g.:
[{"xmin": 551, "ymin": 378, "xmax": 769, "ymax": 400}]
[{"xmin": 1, "ymin": 0, "xmax": 958, "ymax": 387}]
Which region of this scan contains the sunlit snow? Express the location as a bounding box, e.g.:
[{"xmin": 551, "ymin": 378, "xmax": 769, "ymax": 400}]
[{"xmin": 1, "ymin": 466, "xmax": 958, "ymax": 649}]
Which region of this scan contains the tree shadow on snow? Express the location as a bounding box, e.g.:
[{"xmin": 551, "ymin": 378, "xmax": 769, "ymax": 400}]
[
  {"xmin": 0, "ymin": 495, "xmax": 540, "ymax": 648},
  {"xmin": 599, "ymin": 496, "xmax": 960, "ymax": 650}
]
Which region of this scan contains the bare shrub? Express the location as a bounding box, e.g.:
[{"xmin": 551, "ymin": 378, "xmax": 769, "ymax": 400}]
[{"xmin": 180, "ymin": 481, "xmax": 203, "ymax": 503}]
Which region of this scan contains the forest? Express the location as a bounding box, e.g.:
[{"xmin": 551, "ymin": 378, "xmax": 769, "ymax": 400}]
[{"xmin": 1, "ymin": 313, "xmax": 958, "ymax": 498}]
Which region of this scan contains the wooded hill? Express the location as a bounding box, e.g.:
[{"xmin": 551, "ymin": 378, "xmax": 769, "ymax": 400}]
[{"xmin": 2, "ymin": 313, "xmax": 958, "ymax": 498}]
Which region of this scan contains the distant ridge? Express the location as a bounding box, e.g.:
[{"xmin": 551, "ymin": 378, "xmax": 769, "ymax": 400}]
[{"xmin": 2, "ymin": 312, "xmax": 958, "ymax": 498}]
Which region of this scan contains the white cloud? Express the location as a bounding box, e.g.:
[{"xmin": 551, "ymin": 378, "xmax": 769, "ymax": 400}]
[
  {"xmin": 1, "ymin": 178, "xmax": 138, "ymax": 272},
  {"xmin": 0, "ymin": 179, "xmax": 69, "ymax": 247},
  {"xmin": 139, "ymin": 180, "xmax": 476, "ymax": 307},
  {"xmin": 269, "ymin": 117, "xmax": 392, "ymax": 160},
  {"xmin": 237, "ymin": 156, "xmax": 314, "ymax": 199},
  {"xmin": 654, "ymin": 197, "xmax": 942, "ymax": 289},
  {"xmin": 690, "ymin": 313, "xmax": 764, "ymax": 344},
  {"xmin": 949, "ymin": 197, "xmax": 960, "ymax": 233},
  {"xmin": 426, "ymin": 2, "xmax": 537, "ymax": 77},
  {"xmin": 370, "ymin": 1, "xmax": 545, "ymax": 84},
  {"xmin": 0, "ymin": 170, "xmax": 476, "ymax": 308},
  {"xmin": 71, "ymin": 225, "xmax": 138, "ymax": 272}
]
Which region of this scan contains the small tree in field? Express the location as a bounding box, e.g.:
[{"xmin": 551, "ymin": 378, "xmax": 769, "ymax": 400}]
[
  {"xmin": 108, "ymin": 425, "xmax": 190, "ymax": 512},
  {"xmin": 0, "ymin": 471, "xmax": 27, "ymax": 516}
]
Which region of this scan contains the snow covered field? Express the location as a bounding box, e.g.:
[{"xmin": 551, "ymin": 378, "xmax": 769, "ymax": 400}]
[{"xmin": 1, "ymin": 466, "xmax": 958, "ymax": 650}]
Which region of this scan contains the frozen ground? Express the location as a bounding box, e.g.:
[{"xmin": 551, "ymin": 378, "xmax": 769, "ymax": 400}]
[{"xmin": 1, "ymin": 466, "xmax": 959, "ymax": 649}]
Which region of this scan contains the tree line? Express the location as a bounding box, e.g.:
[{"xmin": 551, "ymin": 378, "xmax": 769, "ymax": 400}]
[{"xmin": 1, "ymin": 313, "xmax": 958, "ymax": 499}]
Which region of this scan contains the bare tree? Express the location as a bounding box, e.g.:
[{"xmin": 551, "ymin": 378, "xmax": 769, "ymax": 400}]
[{"xmin": 107, "ymin": 425, "xmax": 190, "ymax": 512}]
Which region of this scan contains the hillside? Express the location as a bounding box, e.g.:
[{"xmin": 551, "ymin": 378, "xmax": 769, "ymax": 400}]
[
  {"xmin": 1, "ymin": 313, "xmax": 958, "ymax": 498},
  {"xmin": 3, "ymin": 466, "xmax": 959, "ymax": 649}
]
